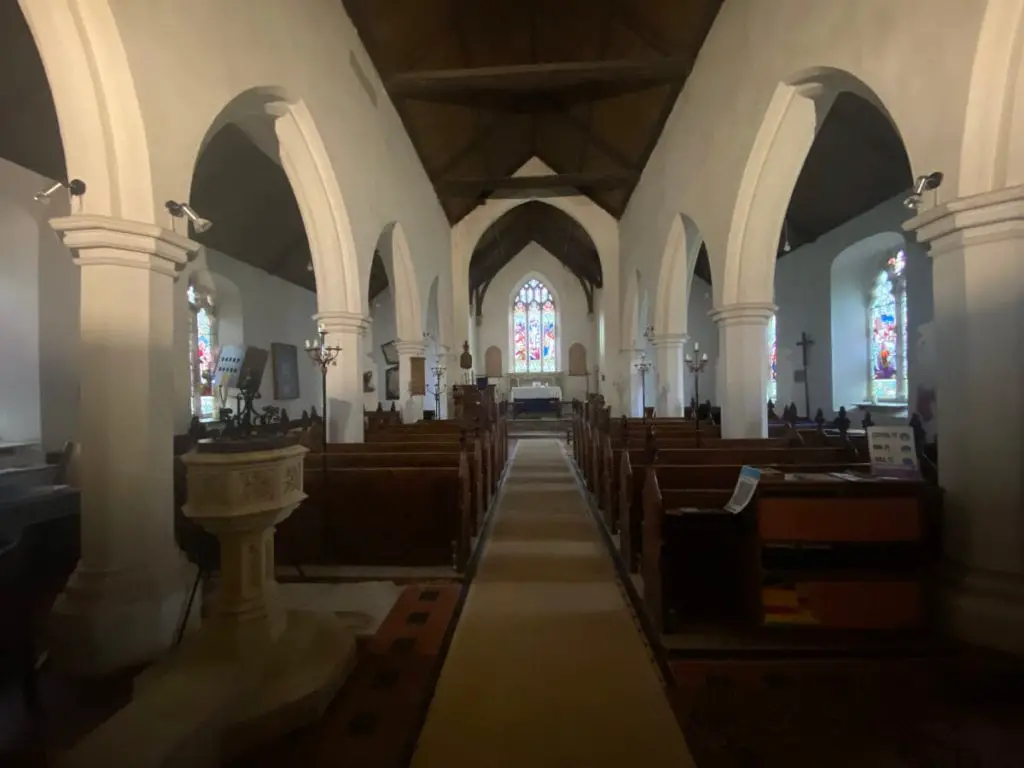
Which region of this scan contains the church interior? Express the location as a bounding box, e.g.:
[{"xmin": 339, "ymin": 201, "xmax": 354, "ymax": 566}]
[{"xmin": 1, "ymin": 0, "xmax": 1023, "ymax": 765}]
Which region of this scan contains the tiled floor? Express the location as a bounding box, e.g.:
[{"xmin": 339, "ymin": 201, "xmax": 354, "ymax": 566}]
[{"xmin": 230, "ymin": 583, "xmax": 462, "ymax": 768}]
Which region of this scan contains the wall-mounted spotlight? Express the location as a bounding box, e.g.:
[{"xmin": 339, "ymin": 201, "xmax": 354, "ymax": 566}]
[
  {"xmin": 33, "ymin": 178, "xmax": 87, "ymax": 205},
  {"xmin": 165, "ymin": 201, "xmax": 212, "ymax": 234},
  {"xmin": 903, "ymin": 171, "xmax": 944, "ymax": 210}
]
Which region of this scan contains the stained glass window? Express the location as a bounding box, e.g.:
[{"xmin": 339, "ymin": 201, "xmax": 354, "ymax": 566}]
[
  {"xmin": 512, "ymin": 278, "xmax": 557, "ymax": 373},
  {"xmin": 767, "ymin": 314, "xmax": 777, "ymax": 404},
  {"xmin": 868, "ymin": 250, "xmax": 907, "ymax": 403},
  {"xmin": 188, "ymin": 284, "xmax": 218, "ymax": 420}
]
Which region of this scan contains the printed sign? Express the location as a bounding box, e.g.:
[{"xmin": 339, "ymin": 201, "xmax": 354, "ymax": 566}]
[{"xmin": 866, "ymin": 426, "xmax": 920, "ymax": 479}]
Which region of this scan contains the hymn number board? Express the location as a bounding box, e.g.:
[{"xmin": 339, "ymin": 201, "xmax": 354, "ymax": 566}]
[{"xmin": 213, "ymin": 344, "xmax": 245, "ymax": 389}]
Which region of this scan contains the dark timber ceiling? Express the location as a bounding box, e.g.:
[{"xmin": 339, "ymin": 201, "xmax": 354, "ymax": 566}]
[
  {"xmin": 469, "ymin": 201, "xmax": 602, "ymax": 313},
  {"xmin": 342, "ymin": 0, "xmax": 725, "ymax": 223}
]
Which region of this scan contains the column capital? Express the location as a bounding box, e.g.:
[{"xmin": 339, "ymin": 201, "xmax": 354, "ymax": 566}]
[
  {"xmin": 648, "ymin": 333, "xmax": 688, "ymax": 348},
  {"xmin": 50, "ymin": 214, "xmax": 198, "ymax": 277},
  {"xmin": 709, "ymin": 302, "xmax": 776, "ymax": 326},
  {"xmin": 394, "ymin": 339, "xmax": 427, "ymax": 356},
  {"xmin": 315, "ymin": 310, "xmax": 369, "ymax": 336},
  {"xmin": 904, "ymin": 184, "xmax": 1024, "ymax": 257}
]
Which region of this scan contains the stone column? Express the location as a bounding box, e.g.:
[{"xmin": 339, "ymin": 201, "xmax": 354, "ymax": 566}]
[
  {"xmin": 315, "ymin": 310, "xmax": 368, "ymax": 443},
  {"xmin": 618, "ymin": 347, "xmax": 642, "ymax": 416},
  {"xmin": 904, "ymin": 186, "xmax": 1024, "ymax": 653},
  {"xmin": 395, "ymin": 339, "xmax": 426, "ymax": 423},
  {"xmin": 47, "ymin": 214, "xmax": 199, "ymax": 676},
  {"xmin": 649, "ymin": 333, "xmax": 688, "ymax": 417},
  {"xmin": 711, "ymin": 303, "xmax": 775, "ymax": 438}
]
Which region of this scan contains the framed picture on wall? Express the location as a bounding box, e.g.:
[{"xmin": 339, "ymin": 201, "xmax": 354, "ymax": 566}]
[
  {"xmin": 384, "ymin": 365, "xmax": 400, "ymax": 401},
  {"xmin": 270, "ymin": 342, "xmax": 300, "ymax": 400},
  {"xmin": 381, "ymin": 340, "xmax": 398, "ymax": 365}
]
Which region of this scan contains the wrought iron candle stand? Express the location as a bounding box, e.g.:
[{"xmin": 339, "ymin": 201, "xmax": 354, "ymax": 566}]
[
  {"xmin": 685, "ymin": 341, "xmax": 709, "ymax": 432},
  {"xmin": 634, "ymin": 352, "xmax": 654, "ymax": 419},
  {"xmin": 305, "ymin": 326, "xmax": 342, "ymax": 564},
  {"xmin": 427, "ymin": 365, "xmax": 446, "ymax": 419}
]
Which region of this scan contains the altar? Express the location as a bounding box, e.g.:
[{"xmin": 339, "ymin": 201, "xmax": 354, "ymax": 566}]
[{"xmin": 510, "ymin": 385, "xmax": 562, "ymax": 416}]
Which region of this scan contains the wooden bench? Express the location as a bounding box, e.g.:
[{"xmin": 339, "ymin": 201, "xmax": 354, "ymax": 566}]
[
  {"xmin": 364, "ymin": 428, "xmax": 497, "ymax": 499},
  {"xmin": 276, "ymin": 456, "xmax": 472, "ymax": 572},
  {"xmin": 641, "ymin": 469, "xmax": 933, "ymax": 635},
  {"xmin": 323, "ymin": 438, "xmax": 487, "ymax": 526},
  {"xmin": 618, "ymin": 446, "xmax": 860, "ymax": 572}
]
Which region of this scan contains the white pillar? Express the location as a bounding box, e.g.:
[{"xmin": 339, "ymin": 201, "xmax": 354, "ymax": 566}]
[
  {"xmin": 711, "ymin": 303, "xmax": 775, "ymax": 438},
  {"xmin": 650, "ymin": 333, "xmax": 688, "ymax": 417},
  {"xmin": 47, "ymin": 215, "xmax": 199, "ymax": 676},
  {"xmin": 395, "ymin": 338, "xmax": 426, "ymax": 422},
  {"xmin": 315, "ymin": 310, "xmax": 368, "ymax": 443},
  {"xmin": 905, "ymin": 186, "xmax": 1024, "ymax": 654}
]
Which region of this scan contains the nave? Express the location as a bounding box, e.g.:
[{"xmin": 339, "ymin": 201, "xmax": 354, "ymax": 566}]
[{"xmin": 411, "ymin": 438, "xmax": 693, "ymax": 767}]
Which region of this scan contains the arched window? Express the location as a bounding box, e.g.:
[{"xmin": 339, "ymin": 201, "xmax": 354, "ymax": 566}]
[
  {"xmin": 767, "ymin": 314, "xmax": 777, "ymax": 404},
  {"xmin": 187, "ymin": 283, "xmax": 218, "ymax": 420},
  {"xmin": 868, "ymin": 250, "xmax": 908, "ymax": 403},
  {"xmin": 512, "ymin": 278, "xmax": 556, "ymax": 373}
]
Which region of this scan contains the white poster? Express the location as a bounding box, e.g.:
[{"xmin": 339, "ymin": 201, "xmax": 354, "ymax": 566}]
[{"xmin": 866, "ymin": 426, "xmax": 920, "ymax": 478}]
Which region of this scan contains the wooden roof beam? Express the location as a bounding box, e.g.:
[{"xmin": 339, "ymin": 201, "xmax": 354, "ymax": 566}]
[
  {"xmin": 438, "ymin": 172, "xmax": 636, "ymax": 197},
  {"xmin": 387, "ymin": 57, "xmax": 692, "ymax": 98}
]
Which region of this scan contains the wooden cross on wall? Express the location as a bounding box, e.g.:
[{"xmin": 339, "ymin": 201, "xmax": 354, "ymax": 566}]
[{"xmin": 796, "ymin": 332, "xmax": 814, "ymax": 418}]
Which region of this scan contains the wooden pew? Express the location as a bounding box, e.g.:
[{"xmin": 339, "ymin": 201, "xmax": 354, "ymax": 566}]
[
  {"xmin": 320, "ymin": 439, "xmax": 486, "ymax": 531},
  {"xmin": 618, "ymin": 446, "xmax": 860, "ymax": 572},
  {"xmin": 276, "ymin": 454, "xmax": 473, "ymax": 571},
  {"xmin": 599, "ymin": 429, "xmax": 796, "ymax": 528},
  {"xmin": 366, "ymin": 426, "xmax": 499, "ymax": 497},
  {"xmin": 642, "ymin": 469, "xmax": 932, "ymax": 635}
]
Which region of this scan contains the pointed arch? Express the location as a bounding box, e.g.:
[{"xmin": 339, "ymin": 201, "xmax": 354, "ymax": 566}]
[
  {"xmin": 958, "ymin": 0, "xmax": 1024, "ymax": 194},
  {"xmin": 18, "ymin": 0, "xmax": 155, "ymax": 221},
  {"xmin": 722, "ymin": 68, "xmax": 906, "ymax": 309},
  {"xmin": 190, "ymin": 87, "xmax": 361, "ymax": 315},
  {"xmin": 375, "ymin": 221, "xmax": 423, "ymax": 341},
  {"xmin": 653, "ymin": 213, "xmax": 703, "ymax": 336}
]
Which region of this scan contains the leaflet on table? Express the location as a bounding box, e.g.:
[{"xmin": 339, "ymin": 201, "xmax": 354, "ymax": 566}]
[{"xmin": 724, "ymin": 466, "xmax": 760, "ymax": 514}]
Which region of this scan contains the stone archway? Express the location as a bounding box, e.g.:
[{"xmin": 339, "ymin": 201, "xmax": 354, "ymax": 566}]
[
  {"xmin": 959, "ymin": 0, "xmax": 1024, "ymax": 195},
  {"xmin": 18, "ymin": 0, "xmax": 155, "ymax": 221},
  {"xmin": 721, "ymin": 68, "xmax": 907, "ymax": 309},
  {"xmin": 191, "ymin": 88, "xmax": 362, "ymax": 316}
]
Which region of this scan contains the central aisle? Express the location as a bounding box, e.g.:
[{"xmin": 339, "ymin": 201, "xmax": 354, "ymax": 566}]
[{"xmin": 410, "ymin": 439, "xmax": 695, "ymax": 767}]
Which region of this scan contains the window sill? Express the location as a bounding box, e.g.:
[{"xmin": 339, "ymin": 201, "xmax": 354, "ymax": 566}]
[{"xmin": 849, "ymin": 402, "xmax": 908, "ymax": 410}]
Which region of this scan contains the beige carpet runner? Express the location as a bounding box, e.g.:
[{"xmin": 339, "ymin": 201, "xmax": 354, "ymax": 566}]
[{"xmin": 411, "ymin": 439, "xmax": 696, "ymax": 767}]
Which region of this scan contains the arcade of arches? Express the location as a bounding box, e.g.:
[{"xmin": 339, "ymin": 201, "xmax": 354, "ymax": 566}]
[{"xmin": 1, "ymin": 0, "xmax": 1023, "ymax": 762}]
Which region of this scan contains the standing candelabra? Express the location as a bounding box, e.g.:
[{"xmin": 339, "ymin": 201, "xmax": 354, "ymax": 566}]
[
  {"xmin": 427, "ymin": 365, "xmax": 446, "ymax": 418},
  {"xmin": 634, "ymin": 352, "xmax": 654, "ymax": 418},
  {"xmin": 304, "ymin": 326, "xmax": 343, "ymax": 452},
  {"xmin": 685, "ymin": 341, "xmax": 709, "ymax": 427},
  {"xmin": 304, "ymin": 326, "xmax": 342, "ymax": 567}
]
